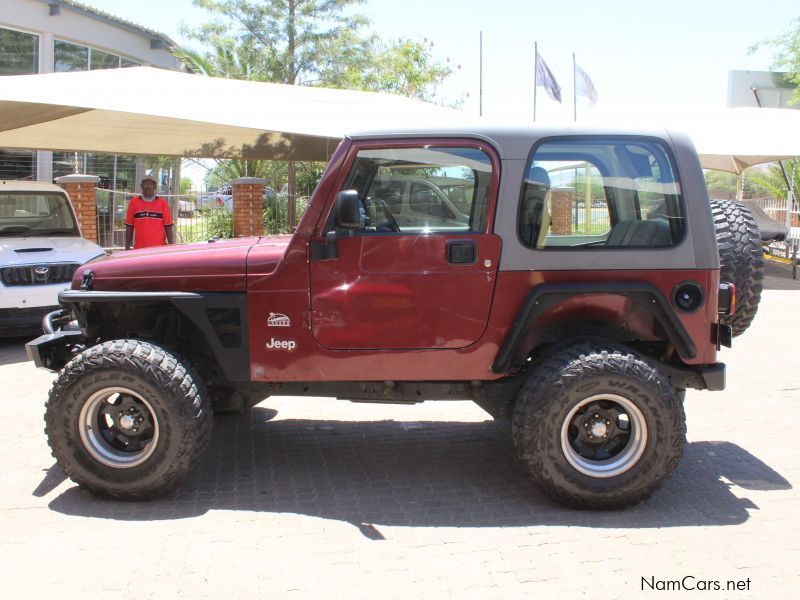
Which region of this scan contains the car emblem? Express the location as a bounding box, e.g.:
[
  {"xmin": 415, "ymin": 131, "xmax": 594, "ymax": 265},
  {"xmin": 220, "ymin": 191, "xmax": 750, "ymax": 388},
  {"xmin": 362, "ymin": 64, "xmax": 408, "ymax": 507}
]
[
  {"xmin": 267, "ymin": 312, "xmax": 291, "ymax": 327},
  {"xmin": 34, "ymin": 266, "xmax": 49, "ymax": 276}
]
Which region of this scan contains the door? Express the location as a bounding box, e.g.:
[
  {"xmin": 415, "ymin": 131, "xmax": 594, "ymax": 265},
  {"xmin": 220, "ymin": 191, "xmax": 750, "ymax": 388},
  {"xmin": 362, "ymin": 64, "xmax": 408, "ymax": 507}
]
[{"xmin": 309, "ymin": 142, "xmax": 501, "ymax": 350}]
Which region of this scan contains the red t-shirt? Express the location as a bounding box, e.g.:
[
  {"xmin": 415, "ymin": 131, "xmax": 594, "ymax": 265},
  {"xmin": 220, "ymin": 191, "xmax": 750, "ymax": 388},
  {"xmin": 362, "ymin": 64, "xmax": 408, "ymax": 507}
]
[{"xmin": 125, "ymin": 196, "xmax": 173, "ymax": 249}]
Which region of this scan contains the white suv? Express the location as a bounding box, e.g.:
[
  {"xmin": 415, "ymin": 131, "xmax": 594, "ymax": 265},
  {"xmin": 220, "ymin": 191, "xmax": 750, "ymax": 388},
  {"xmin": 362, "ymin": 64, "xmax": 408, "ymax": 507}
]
[{"xmin": 0, "ymin": 181, "xmax": 105, "ymax": 336}]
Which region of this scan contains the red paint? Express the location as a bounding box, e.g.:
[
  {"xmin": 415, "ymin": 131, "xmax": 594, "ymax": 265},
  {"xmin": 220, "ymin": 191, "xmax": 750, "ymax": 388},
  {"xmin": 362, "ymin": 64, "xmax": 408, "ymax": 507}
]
[
  {"xmin": 486, "ymin": 270, "xmax": 719, "ymax": 366},
  {"xmin": 247, "ymin": 268, "xmax": 717, "ymax": 382},
  {"xmin": 73, "ymin": 237, "xmax": 262, "ymax": 293},
  {"xmin": 309, "ymin": 234, "xmax": 502, "ymax": 350}
]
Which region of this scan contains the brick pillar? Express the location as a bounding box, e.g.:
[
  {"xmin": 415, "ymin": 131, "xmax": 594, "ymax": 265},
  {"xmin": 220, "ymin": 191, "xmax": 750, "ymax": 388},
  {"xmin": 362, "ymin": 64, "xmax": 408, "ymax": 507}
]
[
  {"xmin": 549, "ymin": 189, "xmax": 574, "ymax": 235},
  {"xmin": 231, "ymin": 177, "xmax": 266, "ymax": 237},
  {"xmin": 55, "ymin": 174, "xmax": 100, "ymax": 244}
]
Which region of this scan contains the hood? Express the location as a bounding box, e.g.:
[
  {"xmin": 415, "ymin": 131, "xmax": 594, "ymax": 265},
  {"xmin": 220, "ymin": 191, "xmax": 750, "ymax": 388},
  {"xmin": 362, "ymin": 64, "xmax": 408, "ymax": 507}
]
[
  {"xmin": 74, "ymin": 237, "xmax": 289, "ymax": 293},
  {"xmin": 0, "ymin": 235, "xmax": 104, "ymax": 266}
]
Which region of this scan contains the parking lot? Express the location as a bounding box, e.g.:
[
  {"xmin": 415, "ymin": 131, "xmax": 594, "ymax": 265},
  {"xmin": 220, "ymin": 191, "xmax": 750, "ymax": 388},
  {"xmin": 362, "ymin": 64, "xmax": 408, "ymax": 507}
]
[{"xmin": 1, "ymin": 263, "xmax": 798, "ymax": 599}]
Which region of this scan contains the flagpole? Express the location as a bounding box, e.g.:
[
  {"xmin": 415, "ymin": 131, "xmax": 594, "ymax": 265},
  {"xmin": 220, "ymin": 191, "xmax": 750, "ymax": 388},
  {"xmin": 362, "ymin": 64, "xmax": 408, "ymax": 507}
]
[
  {"xmin": 533, "ymin": 42, "xmax": 538, "ymax": 122},
  {"xmin": 479, "ymin": 31, "xmax": 483, "ymax": 117},
  {"xmin": 573, "ymin": 52, "xmax": 577, "ymax": 122}
]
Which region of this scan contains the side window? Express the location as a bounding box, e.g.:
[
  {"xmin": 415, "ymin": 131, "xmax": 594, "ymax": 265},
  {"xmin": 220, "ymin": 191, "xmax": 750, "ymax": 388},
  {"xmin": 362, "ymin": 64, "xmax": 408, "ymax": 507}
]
[
  {"xmin": 338, "ymin": 146, "xmax": 493, "ymax": 234},
  {"xmin": 518, "ymin": 139, "xmax": 684, "ymax": 249}
]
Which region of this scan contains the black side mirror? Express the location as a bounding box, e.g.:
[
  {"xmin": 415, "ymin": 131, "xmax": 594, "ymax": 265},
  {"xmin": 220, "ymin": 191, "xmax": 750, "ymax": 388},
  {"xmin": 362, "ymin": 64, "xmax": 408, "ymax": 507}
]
[{"xmin": 336, "ymin": 190, "xmax": 364, "ymax": 229}]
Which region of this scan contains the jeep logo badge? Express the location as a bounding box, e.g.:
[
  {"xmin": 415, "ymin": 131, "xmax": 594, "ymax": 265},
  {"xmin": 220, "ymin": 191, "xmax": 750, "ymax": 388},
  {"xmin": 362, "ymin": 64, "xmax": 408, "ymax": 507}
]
[{"xmin": 267, "ymin": 312, "xmax": 290, "ymax": 327}]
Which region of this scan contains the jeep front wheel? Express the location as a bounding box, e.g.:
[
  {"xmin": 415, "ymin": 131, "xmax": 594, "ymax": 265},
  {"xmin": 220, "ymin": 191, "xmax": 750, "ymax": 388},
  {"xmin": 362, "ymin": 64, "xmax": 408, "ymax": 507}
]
[
  {"xmin": 45, "ymin": 339, "xmax": 212, "ymax": 499},
  {"xmin": 512, "ymin": 343, "xmax": 685, "ymax": 509}
]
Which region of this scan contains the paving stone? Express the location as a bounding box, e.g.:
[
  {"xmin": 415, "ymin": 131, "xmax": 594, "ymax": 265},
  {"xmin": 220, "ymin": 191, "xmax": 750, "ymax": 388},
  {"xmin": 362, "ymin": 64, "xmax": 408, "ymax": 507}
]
[{"xmin": 1, "ymin": 282, "xmax": 798, "ymax": 598}]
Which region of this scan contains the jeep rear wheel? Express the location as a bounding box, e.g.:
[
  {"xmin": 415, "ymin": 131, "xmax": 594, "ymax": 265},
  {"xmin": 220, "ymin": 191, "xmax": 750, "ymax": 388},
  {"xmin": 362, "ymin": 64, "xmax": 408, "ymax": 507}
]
[
  {"xmin": 45, "ymin": 339, "xmax": 212, "ymax": 499},
  {"xmin": 512, "ymin": 343, "xmax": 685, "ymax": 509},
  {"xmin": 710, "ymin": 199, "xmax": 764, "ymax": 337}
]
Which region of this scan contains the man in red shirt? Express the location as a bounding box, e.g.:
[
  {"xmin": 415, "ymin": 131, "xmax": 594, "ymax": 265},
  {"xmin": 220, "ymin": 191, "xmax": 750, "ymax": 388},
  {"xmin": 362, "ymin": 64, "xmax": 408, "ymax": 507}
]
[{"xmin": 125, "ymin": 176, "xmax": 175, "ymax": 250}]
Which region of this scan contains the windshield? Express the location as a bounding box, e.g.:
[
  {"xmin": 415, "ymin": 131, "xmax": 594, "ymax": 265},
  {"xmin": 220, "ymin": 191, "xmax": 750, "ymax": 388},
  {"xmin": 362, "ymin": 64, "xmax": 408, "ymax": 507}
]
[{"xmin": 0, "ymin": 192, "xmax": 78, "ymax": 236}]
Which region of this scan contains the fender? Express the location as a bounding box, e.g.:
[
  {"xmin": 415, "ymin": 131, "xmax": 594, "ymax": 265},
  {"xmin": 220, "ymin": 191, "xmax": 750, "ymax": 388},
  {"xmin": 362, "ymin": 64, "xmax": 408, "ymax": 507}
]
[
  {"xmin": 50, "ymin": 290, "xmax": 250, "ymax": 381},
  {"xmin": 492, "ymin": 282, "xmax": 697, "ymax": 374}
]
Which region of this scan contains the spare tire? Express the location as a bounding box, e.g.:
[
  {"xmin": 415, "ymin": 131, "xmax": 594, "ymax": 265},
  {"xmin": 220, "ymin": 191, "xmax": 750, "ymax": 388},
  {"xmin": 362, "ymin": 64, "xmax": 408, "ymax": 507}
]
[{"xmin": 710, "ymin": 199, "xmax": 764, "ymax": 337}]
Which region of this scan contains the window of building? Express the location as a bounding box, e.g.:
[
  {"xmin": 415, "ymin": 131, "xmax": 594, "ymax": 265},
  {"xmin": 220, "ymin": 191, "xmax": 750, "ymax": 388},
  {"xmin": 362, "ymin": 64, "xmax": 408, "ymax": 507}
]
[
  {"xmin": 52, "ymin": 152, "xmax": 136, "ymax": 192},
  {"xmin": 90, "ymin": 49, "xmax": 120, "ymax": 70},
  {"xmin": 337, "ymin": 146, "xmax": 493, "ymax": 234},
  {"xmin": 0, "ymin": 151, "xmax": 36, "ymax": 180},
  {"xmin": 54, "ymin": 40, "xmax": 138, "ymax": 72},
  {"xmin": 54, "ymin": 40, "xmax": 89, "ymax": 72},
  {"xmin": 518, "ymin": 138, "xmax": 685, "ymax": 249},
  {"xmin": 0, "ymin": 27, "xmax": 39, "ymax": 75}
]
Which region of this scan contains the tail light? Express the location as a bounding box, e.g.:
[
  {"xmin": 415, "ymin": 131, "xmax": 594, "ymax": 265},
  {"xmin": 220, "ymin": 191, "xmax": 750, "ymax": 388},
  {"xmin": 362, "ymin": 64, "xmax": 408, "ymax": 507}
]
[{"xmin": 718, "ymin": 282, "xmax": 735, "ymax": 317}]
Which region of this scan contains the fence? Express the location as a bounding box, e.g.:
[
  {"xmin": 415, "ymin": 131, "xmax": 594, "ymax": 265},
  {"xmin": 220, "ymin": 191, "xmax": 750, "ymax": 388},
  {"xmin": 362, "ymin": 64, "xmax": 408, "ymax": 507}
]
[{"xmin": 95, "ymin": 188, "xmax": 312, "ymax": 250}]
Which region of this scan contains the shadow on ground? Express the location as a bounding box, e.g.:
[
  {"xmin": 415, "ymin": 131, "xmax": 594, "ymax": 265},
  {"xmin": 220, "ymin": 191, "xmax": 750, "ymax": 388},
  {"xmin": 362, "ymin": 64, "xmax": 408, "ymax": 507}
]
[
  {"xmin": 43, "ymin": 406, "xmax": 790, "ymax": 530},
  {"xmin": 0, "ymin": 337, "xmax": 31, "ymax": 367}
]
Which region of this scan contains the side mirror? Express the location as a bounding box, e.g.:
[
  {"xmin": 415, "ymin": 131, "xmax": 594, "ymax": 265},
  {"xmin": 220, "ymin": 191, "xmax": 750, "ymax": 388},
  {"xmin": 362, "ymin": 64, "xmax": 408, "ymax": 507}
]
[{"xmin": 335, "ymin": 190, "xmax": 364, "ymax": 229}]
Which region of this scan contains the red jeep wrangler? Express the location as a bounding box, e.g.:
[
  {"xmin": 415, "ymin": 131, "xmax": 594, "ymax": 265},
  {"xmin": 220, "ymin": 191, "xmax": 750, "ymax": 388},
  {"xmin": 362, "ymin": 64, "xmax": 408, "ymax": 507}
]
[{"xmin": 27, "ymin": 125, "xmax": 761, "ymax": 509}]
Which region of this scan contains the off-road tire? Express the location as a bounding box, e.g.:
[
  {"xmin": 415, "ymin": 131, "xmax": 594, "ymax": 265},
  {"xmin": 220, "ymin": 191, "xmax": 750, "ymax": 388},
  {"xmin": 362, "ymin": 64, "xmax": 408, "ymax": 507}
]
[
  {"xmin": 512, "ymin": 343, "xmax": 685, "ymax": 509},
  {"xmin": 710, "ymin": 199, "xmax": 764, "ymax": 337},
  {"xmin": 45, "ymin": 339, "xmax": 212, "ymax": 499}
]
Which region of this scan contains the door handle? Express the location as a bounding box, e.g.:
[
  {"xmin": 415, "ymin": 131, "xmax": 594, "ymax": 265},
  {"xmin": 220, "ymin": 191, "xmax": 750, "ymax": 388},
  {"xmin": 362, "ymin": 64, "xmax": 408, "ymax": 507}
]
[{"xmin": 446, "ymin": 239, "xmax": 476, "ymax": 264}]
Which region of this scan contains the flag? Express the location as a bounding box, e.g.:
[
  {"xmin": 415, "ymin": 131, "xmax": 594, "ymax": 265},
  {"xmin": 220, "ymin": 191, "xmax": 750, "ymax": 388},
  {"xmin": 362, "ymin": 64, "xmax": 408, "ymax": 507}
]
[
  {"xmin": 535, "ymin": 52, "xmax": 562, "ymax": 103},
  {"xmin": 575, "ymin": 64, "xmax": 598, "ymax": 105}
]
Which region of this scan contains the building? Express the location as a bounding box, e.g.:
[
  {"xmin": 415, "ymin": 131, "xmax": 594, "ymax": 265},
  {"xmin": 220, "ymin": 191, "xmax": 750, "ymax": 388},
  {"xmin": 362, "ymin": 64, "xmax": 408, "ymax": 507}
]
[
  {"xmin": 0, "ymin": 0, "xmax": 184, "ymax": 186},
  {"xmin": 728, "ymin": 70, "xmax": 798, "ymax": 109}
]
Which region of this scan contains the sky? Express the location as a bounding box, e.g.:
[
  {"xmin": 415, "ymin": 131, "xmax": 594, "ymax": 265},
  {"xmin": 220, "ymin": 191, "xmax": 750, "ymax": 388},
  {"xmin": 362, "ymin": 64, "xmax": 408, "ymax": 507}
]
[{"xmin": 83, "ymin": 0, "xmax": 799, "ymax": 124}]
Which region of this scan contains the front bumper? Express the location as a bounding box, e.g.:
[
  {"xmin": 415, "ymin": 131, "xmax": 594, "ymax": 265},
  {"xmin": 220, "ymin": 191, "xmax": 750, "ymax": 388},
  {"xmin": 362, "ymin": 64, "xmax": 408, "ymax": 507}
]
[{"xmin": 25, "ymin": 310, "xmax": 85, "ymax": 371}]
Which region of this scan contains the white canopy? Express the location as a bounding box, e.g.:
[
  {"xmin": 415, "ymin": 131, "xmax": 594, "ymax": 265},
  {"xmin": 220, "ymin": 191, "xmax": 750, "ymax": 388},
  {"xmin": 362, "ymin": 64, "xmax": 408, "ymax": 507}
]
[
  {"xmin": 669, "ymin": 107, "xmax": 800, "ymax": 174},
  {"xmin": 1, "ymin": 68, "xmax": 800, "ymax": 172},
  {"xmin": 0, "ymin": 67, "xmax": 461, "ymax": 161}
]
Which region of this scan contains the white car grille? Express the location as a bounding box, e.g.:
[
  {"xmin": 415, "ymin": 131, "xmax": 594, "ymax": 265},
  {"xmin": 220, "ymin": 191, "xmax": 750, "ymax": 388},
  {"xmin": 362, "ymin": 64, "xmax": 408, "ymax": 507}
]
[{"xmin": 1, "ymin": 263, "xmax": 79, "ymax": 286}]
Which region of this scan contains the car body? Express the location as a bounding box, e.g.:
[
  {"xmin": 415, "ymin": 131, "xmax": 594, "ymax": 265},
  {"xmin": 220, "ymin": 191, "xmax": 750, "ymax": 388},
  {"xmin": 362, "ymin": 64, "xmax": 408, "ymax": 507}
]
[
  {"xmin": 0, "ymin": 180, "xmax": 105, "ymax": 336},
  {"xmin": 177, "ymin": 199, "xmax": 197, "ymax": 217},
  {"xmin": 195, "ymin": 185, "xmax": 276, "ymax": 212},
  {"xmin": 367, "ymin": 174, "xmax": 470, "ymax": 231},
  {"xmin": 196, "ymin": 185, "xmax": 232, "ymax": 211},
  {"xmin": 29, "ymin": 124, "xmax": 746, "ymax": 508}
]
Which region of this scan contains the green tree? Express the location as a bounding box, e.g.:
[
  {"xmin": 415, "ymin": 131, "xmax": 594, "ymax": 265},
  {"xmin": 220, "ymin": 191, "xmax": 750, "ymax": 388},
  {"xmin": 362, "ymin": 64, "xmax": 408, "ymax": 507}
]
[
  {"xmin": 185, "ymin": 0, "xmax": 369, "ymax": 226},
  {"xmin": 180, "ymin": 177, "xmax": 194, "ymax": 194},
  {"xmin": 703, "ymin": 168, "xmax": 782, "ymax": 199},
  {"xmin": 746, "ymin": 159, "xmax": 800, "ymax": 199},
  {"xmin": 204, "ymin": 158, "xmax": 324, "ymax": 197},
  {"xmin": 752, "ymin": 18, "xmax": 800, "ymax": 104},
  {"xmin": 320, "ymin": 34, "xmax": 454, "ymax": 101},
  {"xmin": 180, "ymin": 0, "xmax": 456, "ymax": 226},
  {"xmin": 704, "ymin": 170, "xmax": 738, "ymax": 198},
  {"xmin": 188, "ymin": 0, "xmax": 369, "ymax": 86}
]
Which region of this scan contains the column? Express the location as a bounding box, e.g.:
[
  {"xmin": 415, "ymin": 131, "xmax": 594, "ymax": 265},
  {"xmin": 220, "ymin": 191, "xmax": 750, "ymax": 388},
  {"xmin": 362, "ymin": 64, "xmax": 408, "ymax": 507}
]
[
  {"xmin": 550, "ymin": 189, "xmax": 574, "ymax": 235},
  {"xmin": 55, "ymin": 174, "xmax": 100, "ymax": 244},
  {"xmin": 231, "ymin": 177, "xmax": 266, "ymax": 237}
]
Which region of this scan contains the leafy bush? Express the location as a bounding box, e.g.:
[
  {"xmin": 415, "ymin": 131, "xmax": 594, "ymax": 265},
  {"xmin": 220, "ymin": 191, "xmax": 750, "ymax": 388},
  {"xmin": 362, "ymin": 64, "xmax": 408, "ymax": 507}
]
[
  {"xmin": 263, "ymin": 194, "xmax": 310, "ymax": 234},
  {"xmin": 205, "ymin": 206, "xmax": 233, "ymax": 238}
]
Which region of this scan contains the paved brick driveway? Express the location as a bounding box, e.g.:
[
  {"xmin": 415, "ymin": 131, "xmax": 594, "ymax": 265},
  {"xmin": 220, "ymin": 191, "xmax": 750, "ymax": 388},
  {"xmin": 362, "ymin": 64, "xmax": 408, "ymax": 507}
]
[{"xmin": 1, "ymin": 268, "xmax": 798, "ymax": 598}]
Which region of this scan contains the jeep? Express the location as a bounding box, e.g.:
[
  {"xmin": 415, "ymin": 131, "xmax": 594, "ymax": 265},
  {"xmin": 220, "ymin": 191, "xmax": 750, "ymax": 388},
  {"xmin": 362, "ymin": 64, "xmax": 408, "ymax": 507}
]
[{"xmin": 27, "ymin": 125, "xmax": 761, "ymax": 509}]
